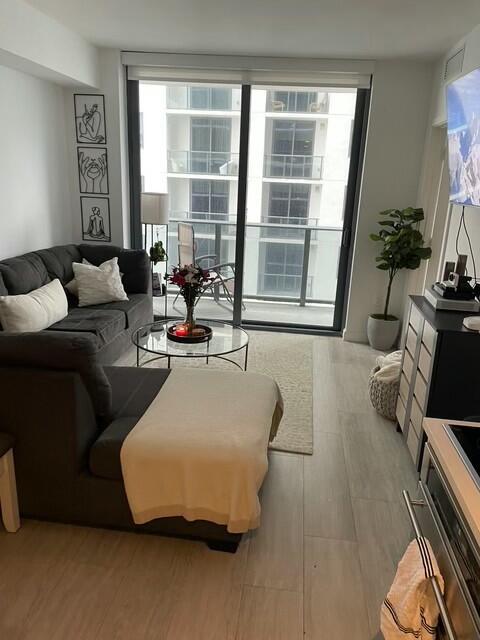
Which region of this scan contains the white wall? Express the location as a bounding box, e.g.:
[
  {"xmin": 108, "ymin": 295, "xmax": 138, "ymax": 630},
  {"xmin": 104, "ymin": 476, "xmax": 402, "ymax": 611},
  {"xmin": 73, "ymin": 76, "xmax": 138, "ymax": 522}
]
[
  {"xmin": 344, "ymin": 60, "xmax": 434, "ymax": 342},
  {"xmin": 403, "ymin": 21, "xmax": 480, "ymax": 311},
  {"xmin": 65, "ymin": 48, "xmax": 130, "ymax": 247},
  {"xmin": 0, "ymin": 0, "xmax": 99, "ymax": 88},
  {"xmin": 0, "ymin": 64, "xmax": 71, "ymax": 258}
]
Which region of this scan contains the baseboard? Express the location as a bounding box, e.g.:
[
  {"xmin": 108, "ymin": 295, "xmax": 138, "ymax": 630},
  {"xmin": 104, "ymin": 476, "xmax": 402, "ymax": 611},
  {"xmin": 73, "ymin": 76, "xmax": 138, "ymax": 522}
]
[{"xmin": 342, "ymin": 328, "xmax": 368, "ymax": 344}]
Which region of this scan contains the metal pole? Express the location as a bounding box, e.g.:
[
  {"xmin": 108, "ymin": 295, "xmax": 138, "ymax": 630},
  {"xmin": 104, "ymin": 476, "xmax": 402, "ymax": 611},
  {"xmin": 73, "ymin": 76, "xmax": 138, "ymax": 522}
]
[
  {"xmin": 232, "ymin": 85, "xmax": 251, "ymax": 326},
  {"xmin": 214, "ymin": 223, "xmax": 222, "ymax": 302},
  {"xmin": 299, "ymin": 228, "xmax": 312, "ymax": 307}
]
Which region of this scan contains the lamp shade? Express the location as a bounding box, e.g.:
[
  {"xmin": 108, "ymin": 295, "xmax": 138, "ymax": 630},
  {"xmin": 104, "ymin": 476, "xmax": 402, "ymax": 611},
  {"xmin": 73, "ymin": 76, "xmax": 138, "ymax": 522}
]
[{"xmin": 141, "ymin": 192, "xmax": 169, "ymax": 225}]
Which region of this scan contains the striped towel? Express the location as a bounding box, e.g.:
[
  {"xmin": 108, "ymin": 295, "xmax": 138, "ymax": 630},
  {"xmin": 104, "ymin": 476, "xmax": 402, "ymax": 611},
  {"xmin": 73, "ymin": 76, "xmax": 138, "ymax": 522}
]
[{"xmin": 381, "ymin": 537, "xmax": 444, "ymax": 639}]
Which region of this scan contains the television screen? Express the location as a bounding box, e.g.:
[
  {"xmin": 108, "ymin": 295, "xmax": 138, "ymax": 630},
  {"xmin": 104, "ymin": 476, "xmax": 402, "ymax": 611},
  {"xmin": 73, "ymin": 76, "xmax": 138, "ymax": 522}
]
[{"xmin": 447, "ymin": 67, "xmax": 480, "ymax": 206}]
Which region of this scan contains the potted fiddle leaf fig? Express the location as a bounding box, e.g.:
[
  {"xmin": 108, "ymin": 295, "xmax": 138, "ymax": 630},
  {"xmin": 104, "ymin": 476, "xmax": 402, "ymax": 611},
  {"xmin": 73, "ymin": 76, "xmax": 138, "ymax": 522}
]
[{"xmin": 368, "ymin": 207, "xmax": 432, "ymax": 350}]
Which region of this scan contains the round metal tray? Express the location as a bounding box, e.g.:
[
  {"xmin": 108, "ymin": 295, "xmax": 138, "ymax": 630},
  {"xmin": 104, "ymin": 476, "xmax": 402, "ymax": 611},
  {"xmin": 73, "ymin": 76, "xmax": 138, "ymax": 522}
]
[{"xmin": 166, "ymin": 323, "xmax": 213, "ymax": 343}]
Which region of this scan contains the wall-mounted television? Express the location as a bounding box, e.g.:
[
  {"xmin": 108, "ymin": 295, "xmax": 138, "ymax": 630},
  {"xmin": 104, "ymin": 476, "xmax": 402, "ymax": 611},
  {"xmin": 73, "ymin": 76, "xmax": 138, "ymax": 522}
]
[{"xmin": 447, "ymin": 67, "xmax": 480, "ymax": 206}]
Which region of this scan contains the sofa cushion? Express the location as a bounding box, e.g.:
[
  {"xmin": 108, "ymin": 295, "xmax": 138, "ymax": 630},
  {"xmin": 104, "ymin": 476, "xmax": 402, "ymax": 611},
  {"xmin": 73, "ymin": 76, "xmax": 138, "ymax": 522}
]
[
  {"xmin": 0, "ymin": 252, "xmax": 50, "ymax": 295},
  {"xmin": 0, "ymin": 331, "xmax": 112, "ymax": 418},
  {"xmin": 79, "ymin": 244, "xmax": 150, "ymax": 294},
  {"xmin": 104, "ymin": 366, "xmax": 171, "ymax": 419},
  {"xmin": 89, "ymin": 417, "xmax": 138, "ymax": 480},
  {"xmin": 48, "ymin": 308, "xmax": 126, "ymax": 346},
  {"xmin": 87, "ymin": 294, "xmax": 152, "ymax": 329},
  {"xmin": 0, "ymin": 279, "xmax": 68, "ymax": 333},
  {"xmin": 73, "ymin": 258, "xmax": 128, "ymax": 307},
  {"xmin": 35, "ymin": 245, "xmax": 82, "ymax": 285}
]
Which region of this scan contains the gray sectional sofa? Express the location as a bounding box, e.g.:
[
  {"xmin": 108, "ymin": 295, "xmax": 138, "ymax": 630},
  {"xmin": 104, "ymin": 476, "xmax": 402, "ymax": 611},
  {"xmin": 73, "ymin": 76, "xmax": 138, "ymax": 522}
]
[
  {"xmin": 0, "ymin": 243, "xmax": 153, "ymax": 363},
  {"xmin": 0, "ymin": 244, "xmax": 241, "ymax": 551}
]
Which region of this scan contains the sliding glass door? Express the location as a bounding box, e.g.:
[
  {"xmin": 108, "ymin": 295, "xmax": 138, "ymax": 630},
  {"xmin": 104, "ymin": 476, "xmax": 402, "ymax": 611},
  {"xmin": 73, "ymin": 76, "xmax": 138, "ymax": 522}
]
[
  {"xmin": 139, "ymin": 82, "xmax": 241, "ymax": 322},
  {"xmin": 131, "ymin": 78, "xmax": 368, "ymax": 331},
  {"xmin": 243, "ymin": 86, "xmax": 359, "ymax": 328}
]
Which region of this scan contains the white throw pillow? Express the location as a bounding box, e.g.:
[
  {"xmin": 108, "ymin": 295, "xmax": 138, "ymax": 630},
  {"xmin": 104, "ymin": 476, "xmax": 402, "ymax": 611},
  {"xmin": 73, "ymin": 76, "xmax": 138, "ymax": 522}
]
[
  {"xmin": 65, "ymin": 258, "xmax": 93, "ymax": 296},
  {"xmin": 73, "ymin": 257, "xmax": 128, "ymax": 307},
  {"xmin": 0, "ymin": 279, "xmax": 68, "ymax": 333},
  {"xmin": 65, "ymin": 259, "xmax": 123, "ymax": 297}
]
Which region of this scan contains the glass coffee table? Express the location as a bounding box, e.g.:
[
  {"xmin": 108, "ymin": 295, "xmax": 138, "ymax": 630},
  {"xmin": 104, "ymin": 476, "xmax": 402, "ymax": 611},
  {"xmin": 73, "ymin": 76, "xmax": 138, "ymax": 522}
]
[{"xmin": 132, "ymin": 320, "xmax": 250, "ymax": 370}]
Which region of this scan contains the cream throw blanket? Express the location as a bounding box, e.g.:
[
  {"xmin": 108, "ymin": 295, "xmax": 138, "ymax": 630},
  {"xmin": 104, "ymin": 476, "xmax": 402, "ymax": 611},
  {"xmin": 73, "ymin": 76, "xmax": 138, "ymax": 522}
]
[{"xmin": 120, "ymin": 368, "xmax": 283, "ymax": 533}]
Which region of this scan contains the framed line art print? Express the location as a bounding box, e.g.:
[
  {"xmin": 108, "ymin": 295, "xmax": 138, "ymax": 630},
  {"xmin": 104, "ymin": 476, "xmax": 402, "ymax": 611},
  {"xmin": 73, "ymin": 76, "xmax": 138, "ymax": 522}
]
[
  {"xmin": 74, "ymin": 94, "xmax": 106, "ymax": 144},
  {"xmin": 81, "ymin": 197, "xmax": 111, "ymax": 242},
  {"xmin": 77, "ymin": 147, "xmax": 109, "ymax": 195}
]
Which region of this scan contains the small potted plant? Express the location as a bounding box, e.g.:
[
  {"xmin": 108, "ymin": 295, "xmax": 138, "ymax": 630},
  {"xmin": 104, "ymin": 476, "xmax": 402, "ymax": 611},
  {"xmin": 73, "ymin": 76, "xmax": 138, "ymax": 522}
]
[
  {"xmin": 368, "ymin": 207, "xmax": 432, "ymax": 350},
  {"xmin": 149, "ymin": 241, "xmax": 167, "ymax": 295}
]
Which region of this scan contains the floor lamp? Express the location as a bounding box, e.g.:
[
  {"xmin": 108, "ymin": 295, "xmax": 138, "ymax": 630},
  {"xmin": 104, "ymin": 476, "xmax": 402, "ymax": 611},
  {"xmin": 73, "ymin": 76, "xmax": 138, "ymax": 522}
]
[{"xmin": 141, "ymin": 192, "xmax": 169, "ymax": 318}]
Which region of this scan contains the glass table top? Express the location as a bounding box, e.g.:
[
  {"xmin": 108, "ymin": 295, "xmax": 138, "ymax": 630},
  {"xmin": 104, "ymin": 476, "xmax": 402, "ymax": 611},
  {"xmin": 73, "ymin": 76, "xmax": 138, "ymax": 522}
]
[{"xmin": 133, "ymin": 320, "xmax": 249, "ymax": 358}]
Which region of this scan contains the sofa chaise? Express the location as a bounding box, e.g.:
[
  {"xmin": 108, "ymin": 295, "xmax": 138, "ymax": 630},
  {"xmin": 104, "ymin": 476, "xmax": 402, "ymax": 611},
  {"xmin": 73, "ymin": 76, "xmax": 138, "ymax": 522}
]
[{"xmin": 0, "ymin": 330, "xmax": 284, "ymax": 551}]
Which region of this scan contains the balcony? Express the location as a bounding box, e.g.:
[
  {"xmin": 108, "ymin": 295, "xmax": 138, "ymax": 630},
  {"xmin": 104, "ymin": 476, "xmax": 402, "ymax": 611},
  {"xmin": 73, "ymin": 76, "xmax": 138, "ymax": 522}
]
[
  {"xmin": 156, "ymin": 212, "xmax": 341, "ymax": 327},
  {"xmin": 264, "ymin": 154, "xmax": 324, "ymax": 180},
  {"xmin": 168, "ymin": 151, "xmax": 239, "ymax": 176},
  {"xmin": 266, "ymin": 93, "xmax": 329, "ymax": 114},
  {"xmin": 166, "ymin": 87, "xmax": 241, "ymax": 111}
]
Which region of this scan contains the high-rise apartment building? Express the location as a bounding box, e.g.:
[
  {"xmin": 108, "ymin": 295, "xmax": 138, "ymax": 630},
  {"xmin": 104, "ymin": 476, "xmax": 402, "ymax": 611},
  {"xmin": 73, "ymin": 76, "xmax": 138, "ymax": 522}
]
[{"xmin": 140, "ymin": 83, "xmax": 355, "ymax": 319}]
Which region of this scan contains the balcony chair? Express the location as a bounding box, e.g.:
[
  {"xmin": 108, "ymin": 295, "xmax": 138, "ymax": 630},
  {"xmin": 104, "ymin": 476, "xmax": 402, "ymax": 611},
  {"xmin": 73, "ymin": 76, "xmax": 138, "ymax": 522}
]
[{"xmin": 174, "ymin": 222, "xmax": 242, "ymax": 310}]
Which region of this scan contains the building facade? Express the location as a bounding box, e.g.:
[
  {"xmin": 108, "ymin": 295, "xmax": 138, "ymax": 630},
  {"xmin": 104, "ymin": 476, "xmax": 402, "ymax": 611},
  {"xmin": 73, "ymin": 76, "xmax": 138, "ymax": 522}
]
[{"xmin": 140, "ymin": 83, "xmax": 356, "ymax": 305}]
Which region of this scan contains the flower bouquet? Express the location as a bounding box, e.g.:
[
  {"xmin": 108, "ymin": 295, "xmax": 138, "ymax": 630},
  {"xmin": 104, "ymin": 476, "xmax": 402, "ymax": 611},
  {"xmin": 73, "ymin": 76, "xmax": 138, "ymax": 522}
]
[{"xmin": 165, "ymin": 264, "xmax": 214, "ymax": 339}]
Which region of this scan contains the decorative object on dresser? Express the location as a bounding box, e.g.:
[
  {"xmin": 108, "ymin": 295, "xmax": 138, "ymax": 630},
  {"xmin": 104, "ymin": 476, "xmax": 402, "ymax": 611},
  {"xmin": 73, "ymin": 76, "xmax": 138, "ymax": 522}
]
[
  {"xmin": 141, "ymin": 192, "xmax": 169, "ymax": 299},
  {"xmin": 396, "ymin": 295, "xmax": 480, "ymax": 472},
  {"xmin": 0, "ymin": 433, "xmax": 20, "ymax": 533},
  {"xmin": 368, "ymin": 351, "xmax": 402, "ymax": 421},
  {"xmin": 368, "ymin": 207, "xmax": 432, "ymax": 350}
]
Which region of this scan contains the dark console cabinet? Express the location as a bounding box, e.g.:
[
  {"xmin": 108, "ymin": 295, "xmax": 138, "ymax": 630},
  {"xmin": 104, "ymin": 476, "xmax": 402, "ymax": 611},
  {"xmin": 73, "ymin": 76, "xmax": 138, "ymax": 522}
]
[{"xmin": 396, "ymin": 295, "xmax": 480, "ymax": 470}]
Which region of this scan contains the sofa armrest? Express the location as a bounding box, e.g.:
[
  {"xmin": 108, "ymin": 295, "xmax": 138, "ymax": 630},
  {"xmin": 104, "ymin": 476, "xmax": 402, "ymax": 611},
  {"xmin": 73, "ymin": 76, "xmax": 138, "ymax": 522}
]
[{"xmin": 79, "ymin": 244, "xmax": 151, "ymax": 295}]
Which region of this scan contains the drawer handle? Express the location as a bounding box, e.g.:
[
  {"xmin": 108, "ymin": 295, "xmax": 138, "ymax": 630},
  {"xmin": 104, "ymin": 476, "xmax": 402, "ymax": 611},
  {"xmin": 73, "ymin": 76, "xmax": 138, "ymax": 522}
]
[{"xmin": 403, "ymin": 490, "xmax": 457, "ymax": 640}]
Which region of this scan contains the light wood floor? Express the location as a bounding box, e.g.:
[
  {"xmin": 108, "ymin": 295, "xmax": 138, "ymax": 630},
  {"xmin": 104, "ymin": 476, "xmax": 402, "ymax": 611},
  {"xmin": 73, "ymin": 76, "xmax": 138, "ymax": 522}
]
[{"xmin": 0, "ymin": 338, "xmax": 417, "ymax": 639}]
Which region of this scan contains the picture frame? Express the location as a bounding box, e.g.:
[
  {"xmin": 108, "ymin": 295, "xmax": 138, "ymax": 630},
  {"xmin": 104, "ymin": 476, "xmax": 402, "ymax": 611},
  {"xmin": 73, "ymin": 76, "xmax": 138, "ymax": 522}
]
[
  {"xmin": 77, "ymin": 147, "xmax": 109, "ymax": 195},
  {"xmin": 80, "ymin": 197, "xmax": 111, "ymax": 243},
  {"xmin": 74, "ymin": 94, "xmax": 107, "ymax": 144}
]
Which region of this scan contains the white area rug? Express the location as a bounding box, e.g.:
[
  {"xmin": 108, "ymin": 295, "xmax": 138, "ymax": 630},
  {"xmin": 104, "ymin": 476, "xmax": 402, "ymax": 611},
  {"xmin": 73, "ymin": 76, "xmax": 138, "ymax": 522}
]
[{"xmin": 136, "ymin": 330, "xmax": 314, "ymax": 455}]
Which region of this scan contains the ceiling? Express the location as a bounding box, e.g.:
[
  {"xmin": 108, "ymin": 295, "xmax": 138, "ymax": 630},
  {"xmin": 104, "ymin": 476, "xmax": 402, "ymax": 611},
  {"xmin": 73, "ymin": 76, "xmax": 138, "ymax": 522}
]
[{"xmin": 26, "ymin": 0, "xmax": 480, "ymax": 60}]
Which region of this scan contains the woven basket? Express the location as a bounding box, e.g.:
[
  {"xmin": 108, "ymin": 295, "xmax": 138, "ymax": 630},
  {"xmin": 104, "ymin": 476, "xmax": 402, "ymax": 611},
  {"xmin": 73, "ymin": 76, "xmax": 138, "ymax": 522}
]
[{"xmin": 368, "ymin": 365, "xmax": 400, "ymax": 421}]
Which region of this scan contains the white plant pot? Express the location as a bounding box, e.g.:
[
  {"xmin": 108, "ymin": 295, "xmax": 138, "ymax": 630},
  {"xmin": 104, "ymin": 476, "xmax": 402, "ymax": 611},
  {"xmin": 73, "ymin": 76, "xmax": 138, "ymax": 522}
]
[{"xmin": 367, "ymin": 315, "xmax": 400, "ymax": 351}]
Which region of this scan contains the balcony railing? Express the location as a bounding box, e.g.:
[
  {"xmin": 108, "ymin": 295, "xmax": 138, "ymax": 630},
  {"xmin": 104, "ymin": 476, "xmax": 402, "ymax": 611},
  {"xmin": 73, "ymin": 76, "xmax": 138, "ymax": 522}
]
[
  {"xmin": 266, "ymin": 94, "xmax": 329, "ymax": 114},
  {"xmin": 166, "ymin": 212, "xmax": 341, "ymax": 305},
  {"xmin": 168, "ymin": 151, "xmax": 239, "ymax": 176},
  {"xmin": 264, "ymin": 154, "xmax": 324, "ymax": 179},
  {"xmin": 166, "ymin": 88, "xmax": 241, "ymax": 111}
]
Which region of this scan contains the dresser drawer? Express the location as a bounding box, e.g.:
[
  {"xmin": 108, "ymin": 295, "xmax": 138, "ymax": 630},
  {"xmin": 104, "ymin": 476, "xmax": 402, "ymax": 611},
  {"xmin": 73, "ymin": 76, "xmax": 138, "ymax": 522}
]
[
  {"xmin": 406, "ymin": 324, "xmax": 417, "ymax": 357},
  {"xmin": 410, "ymin": 396, "xmax": 423, "ymax": 436},
  {"xmin": 409, "ymin": 304, "xmax": 423, "ymax": 333},
  {"xmin": 422, "ymin": 320, "xmax": 435, "ymax": 354},
  {"xmin": 413, "ymin": 371, "xmax": 427, "ymax": 411},
  {"xmin": 403, "ymin": 350, "xmax": 414, "ymax": 383},
  {"xmin": 418, "ymin": 344, "xmax": 432, "ymax": 380},
  {"xmin": 399, "ymin": 373, "xmax": 409, "ymax": 406},
  {"xmin": 407, "ymin": 421, "xmax": 420, "ymax": 463},
  {"xmin": 396, "ymin": 395, "xmax": 407, "ymax": 431}
]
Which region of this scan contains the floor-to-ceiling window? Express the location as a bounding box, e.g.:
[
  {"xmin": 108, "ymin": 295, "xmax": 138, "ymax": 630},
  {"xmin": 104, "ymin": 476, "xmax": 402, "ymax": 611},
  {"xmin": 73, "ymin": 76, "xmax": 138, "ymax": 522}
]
[{"xmin": 133, "ymin": 78, "xmax": 367, "ymax": 330}]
